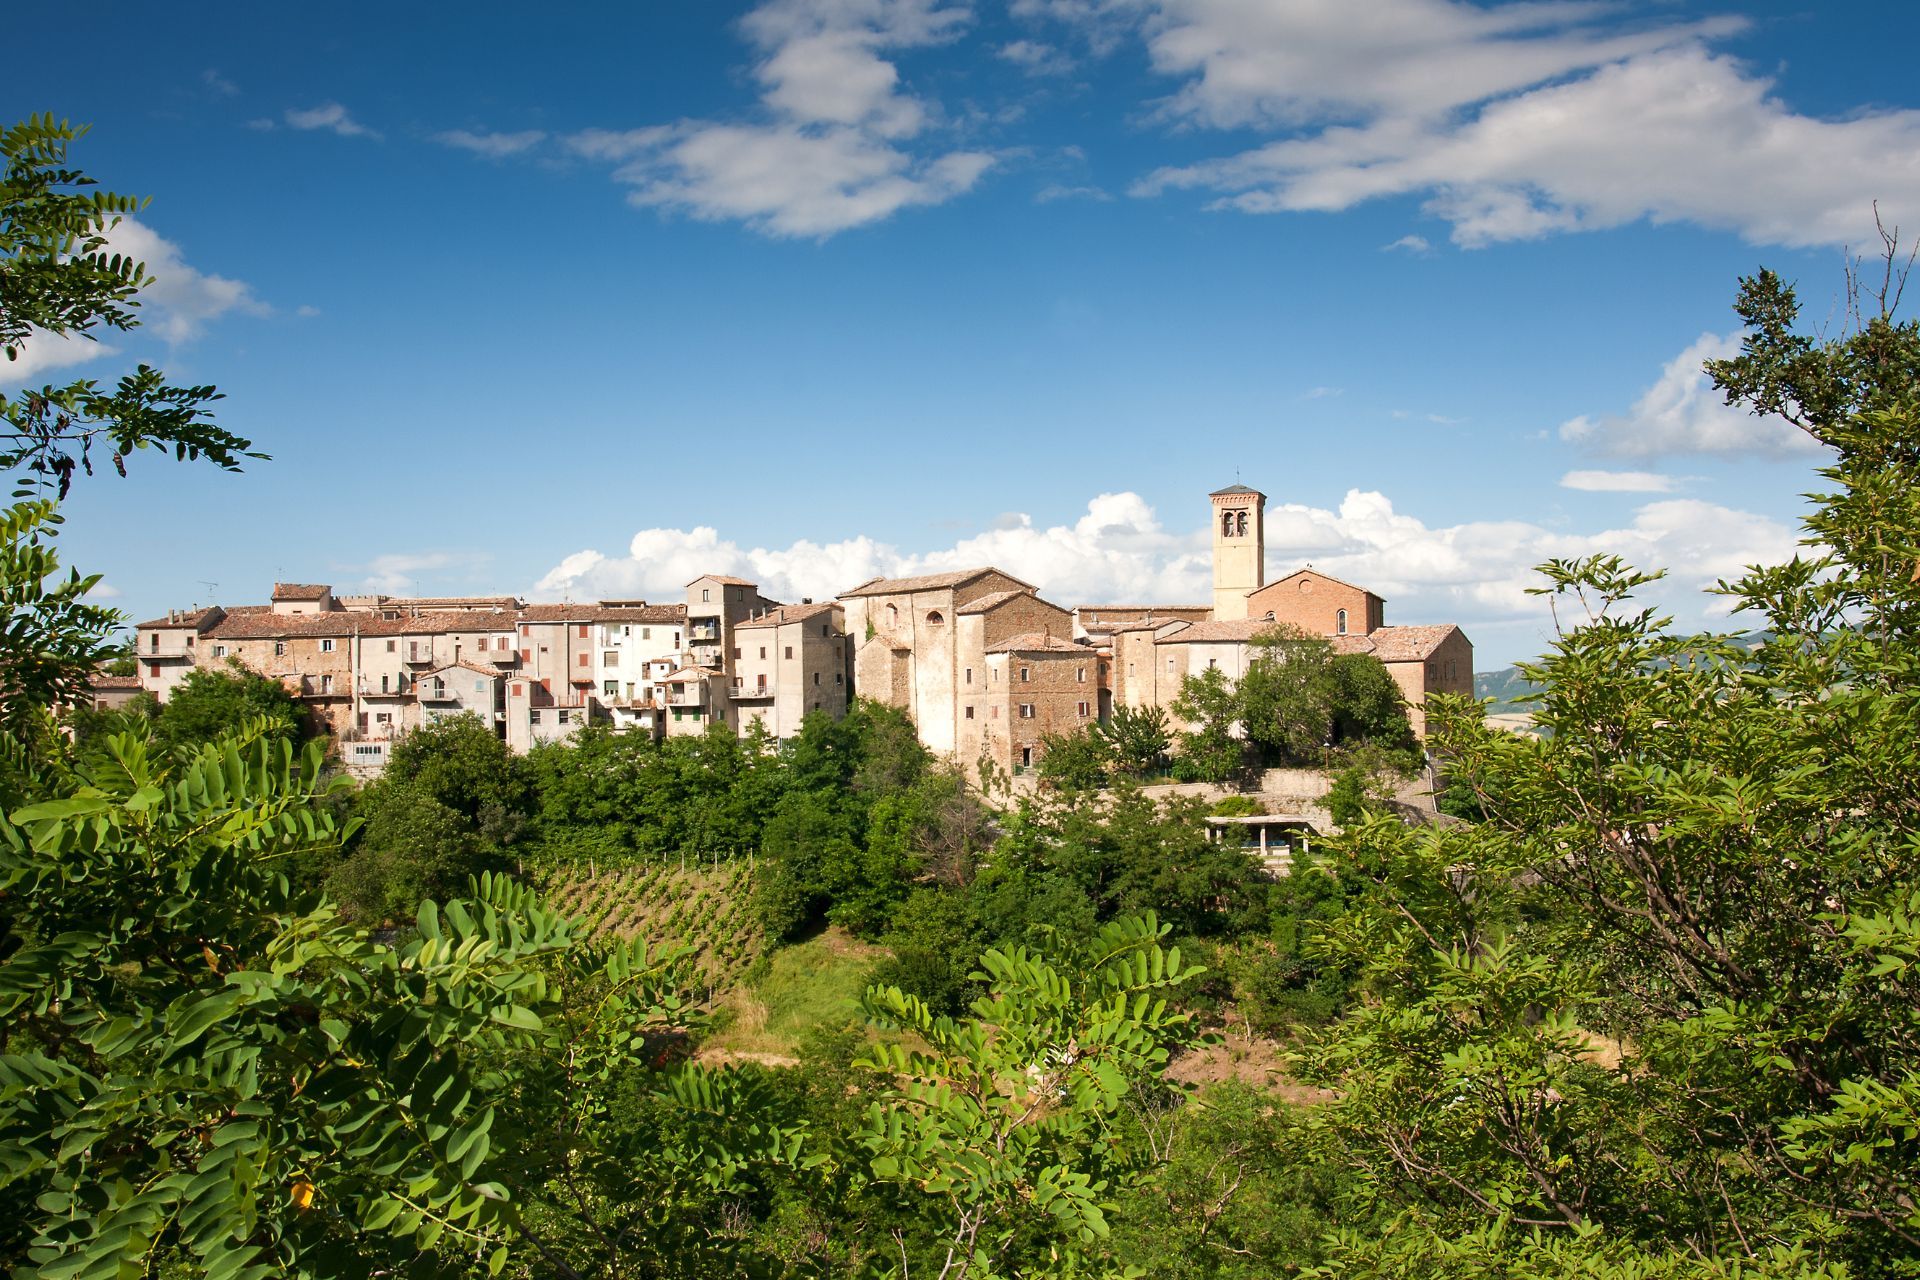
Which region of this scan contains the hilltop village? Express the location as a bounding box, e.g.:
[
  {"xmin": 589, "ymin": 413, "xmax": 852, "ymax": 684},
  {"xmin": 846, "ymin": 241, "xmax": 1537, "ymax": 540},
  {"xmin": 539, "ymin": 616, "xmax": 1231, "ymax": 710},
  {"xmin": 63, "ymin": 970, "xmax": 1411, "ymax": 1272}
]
[{"xmin": 112, "ymin": 485, "xmax": 1474, "ymax": 775}]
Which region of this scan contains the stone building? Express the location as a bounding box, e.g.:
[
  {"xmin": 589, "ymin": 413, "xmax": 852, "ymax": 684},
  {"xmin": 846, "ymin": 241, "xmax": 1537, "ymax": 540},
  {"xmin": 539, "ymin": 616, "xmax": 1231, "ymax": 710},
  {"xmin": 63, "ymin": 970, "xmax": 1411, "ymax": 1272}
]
[
  {"xmin": 956, "ymin": 633, "xmax": 1100, "ymax": 775},
  {"xmin": 1209, "ymin": 485, "xmax": 1266, "ymax": 620},
  {"xmin": 730, "ymin": 602, "xmax": 850, "ymax": 740}
]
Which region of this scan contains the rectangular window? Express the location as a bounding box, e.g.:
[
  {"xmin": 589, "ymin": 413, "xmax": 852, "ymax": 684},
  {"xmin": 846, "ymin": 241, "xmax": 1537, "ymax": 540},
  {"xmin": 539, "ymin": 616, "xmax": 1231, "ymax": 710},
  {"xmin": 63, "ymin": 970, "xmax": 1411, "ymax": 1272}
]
[
  {"xmin": 1019, "ymin": 703, "xmax": 1034, "ymax": 719},
  {"xmin": 1077, "ymin": 701, "xmax": 1090, "ymax": 717},
  {"xmin": 990, "ymin": 706, "xmax": 999, "ymax": 719},
  {"xmin": 835, "ymin": 672, "xmax": 843, "ymax": 685},
  {"xmin": 702, "ymin": 589, "xmax": 711, "ymax": 602},
  {"xmin": 965, "ymin": 706, "xmax": 975, "ymax": 719},
  {"xmin": 386, "ymin": 640, "xmax": 396, "ymax": 652},
  {"xmin": 1076, "ymin": 667, "xmax": 1085, "ymax": 682},
  {"xmin": 557, "ymin": 709, "xmax": 570, "ymax": 725},
  {"xmin": 760, "ymin": 646, "xmax": 767, "ymax": 659},
  {"xmin": 732, "ymin": 647, "xmax": 741, "ymax": 660},
  {"xmin": 213, "ymin": 645, "xmax": 227, "ymax": 657},
  {"xmin": 320, "ymin": 639, "xmax": 335, "ymax": 653},
  {"xmin": 642, "ymin": 628, "xmax": 651, "ymax": 639},
  {"xmin": 520, "ymin": 625, "xmax": 530, "ymax": 637},
  {"xmin": 965, "ymin": 667, "xmax": 972, "ymax": 685},
  {"xmin": 1020, "ymin": 667, "xmax": 1030, "ymax": 682},
  {"xmin": 375, "ymin": 712, "xmax": 391, "ymax": 725},
  {"xmin": 1208, "ymin": 658, "xmax": 1218, "ymax": 669},
  {"xmin": 320, "ymin": 675, "xmax": 333, "ymax": 693},
  {"xmin": 605, "ymin": 651, "xmax": 619, "ymax": 666},
  {"xmin": 784, "ymin": 646, "xmax": 794, "ymax": 659},
  {"xmin": 381, "ymin": 675, "xmax": 390, "ymax": 693},
  {"xmin": 578, "ymin": 625, "xmax": 589, "ymax": 639},
  {"xmin": 520, "ymin": 649, "xmax": 530, "ymax": 663},
  {"xmin": 274, "ymin": 641, "xmax": 286, "ymax": 656},
  {"xmin": 474, "ymin": 680, "xmax": 486, "ymax": 692},
  {"xmin": 812, "ymin": 672, "xmax": 820, "ymax": 685},
  {"xmin": 577, "ymin": 653, "xmax": 589, "ymax": 667},
  {"xmin": 149, "ymin": 634, "xmax": 158, "ymax": 652},
  {"xmin": 511, "ymin": 684, "xmax": 523, "ymax": 697},
  {"xmin": 148, "ymin": 663, "xmax": 160, "ymax": 678}
]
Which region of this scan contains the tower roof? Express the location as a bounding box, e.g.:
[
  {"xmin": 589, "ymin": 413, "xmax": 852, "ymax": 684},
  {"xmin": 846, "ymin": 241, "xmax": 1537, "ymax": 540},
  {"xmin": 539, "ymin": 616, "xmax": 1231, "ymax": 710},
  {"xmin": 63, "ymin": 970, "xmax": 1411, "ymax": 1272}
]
[{"xmin": 1209, "ymin": 484, "xmax": 1266, "ymax": 498}]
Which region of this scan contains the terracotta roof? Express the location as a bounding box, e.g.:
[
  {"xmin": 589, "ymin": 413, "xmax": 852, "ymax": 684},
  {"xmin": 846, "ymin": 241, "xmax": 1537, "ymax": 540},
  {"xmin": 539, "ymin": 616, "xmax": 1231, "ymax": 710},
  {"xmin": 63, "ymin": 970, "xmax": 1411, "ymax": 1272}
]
[
  {"xmin": 1335, "ymin": 624, "xmax": 1465, "ymax": 663},
  {"xmin": 956, "ymin": 589, "xmax": 1034, "ymax": 614},
  {"xmin": 686, "ymin": 575, "xmax": 758, "ymax": 588},
  {"xmin": 203, "ymin": 611, "xmax": 377, "ymax": 640},
  {"xmin": 659, "ymin": 665, "xmax": 714, "ymax": 682},
  {"xmin": 1252, "ymin": 567, "xmax": 1386, "ymax": 602},
  {"xmin": 736, "ymin": 602, "xmax": 840, "ymax": 629},
  {"xmin": 839, "ymin": 567, "xmax": 1036, "ymax": 598},
  {"xmin": 419, "ymin": 659, "xmax": 503, "ymax": 681},
  {"xmin": 1154, "ymin": 619, "xmax": 1281, "ymax": 644},
  {"xmin": 381, "ymin": 595, "xmax": 519, "ymax": 612},
  {"xmin": 271, "ymin": 583, "xmax": 332, "ymax": 601},
  {"xmin": 987, "ymin": 633, "xmax": 1089, "ymax": 654},
  {"xmin": 135, "ymin": 606, "xmax": 225, "ymax": 631},
  {"xmin": 1076, "ymin": 605, "xmax": 1211, "ymax": 615},
  {"xmin": 518, "ymin": 602, "xmax": 690, "ymax": 624},
  {"xmin": 89, "ymin": 673, "xmax": 142, "ymax": 690},
  {"xmin": 1210, "ymin": 484, "xmax": 1265, "ymax": 498}
]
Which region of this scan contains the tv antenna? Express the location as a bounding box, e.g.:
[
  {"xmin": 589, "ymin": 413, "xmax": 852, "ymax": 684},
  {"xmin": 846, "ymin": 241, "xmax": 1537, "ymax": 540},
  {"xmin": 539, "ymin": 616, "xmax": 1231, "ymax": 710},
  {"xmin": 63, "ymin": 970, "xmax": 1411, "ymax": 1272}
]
[{"xmin": 198, "ymin": 580, "xmax": 219, "ymax": 600}]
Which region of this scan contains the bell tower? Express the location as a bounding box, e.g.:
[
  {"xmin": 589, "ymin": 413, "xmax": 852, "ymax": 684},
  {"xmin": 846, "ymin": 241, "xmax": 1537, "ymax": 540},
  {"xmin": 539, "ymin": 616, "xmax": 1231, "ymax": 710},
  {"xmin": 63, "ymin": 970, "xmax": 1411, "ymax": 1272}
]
[{"xmin": 1210, "ymin": 484, "xmax": 1266, "ymax": 620}]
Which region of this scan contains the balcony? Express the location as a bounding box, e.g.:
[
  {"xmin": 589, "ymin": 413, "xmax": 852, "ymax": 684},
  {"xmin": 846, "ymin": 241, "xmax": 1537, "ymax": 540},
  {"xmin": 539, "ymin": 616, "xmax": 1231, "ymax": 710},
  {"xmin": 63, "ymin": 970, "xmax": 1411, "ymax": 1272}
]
[
  {"xmin": 663, "ymin": 690, "xmax": 705, "ymax": 707},
  {"xmin": 731, "ymin": 684, "xmax": 775, "ymax": 700},
  {"xmin": 418, "ymin": 683, "xmax": 456, "ymax": 702},
  {"xmin": 403, "ymin": 646, "xmax": 436, "ymax": 665}
]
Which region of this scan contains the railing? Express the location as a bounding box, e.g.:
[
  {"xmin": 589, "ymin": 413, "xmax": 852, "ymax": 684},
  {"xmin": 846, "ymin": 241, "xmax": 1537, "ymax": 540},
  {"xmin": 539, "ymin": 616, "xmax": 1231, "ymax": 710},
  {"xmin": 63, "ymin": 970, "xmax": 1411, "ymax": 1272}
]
[
  {"xmin": 418, "ymin": 684, "xmax": 456, "ymax": 701},
  {"xmin": 664, "ymin": 691, "xmax": 703, "ymax": 706},
  {"xmin": 730, "ymin": 684, "xmax": 774, "ymax": 700},
  {"xmin": 482, "ymin": 647, "xmax": 518, "ymax": 664},
  {"xmin": 404, "ymin": 647, "xmax": 435, "ymax": 664}
]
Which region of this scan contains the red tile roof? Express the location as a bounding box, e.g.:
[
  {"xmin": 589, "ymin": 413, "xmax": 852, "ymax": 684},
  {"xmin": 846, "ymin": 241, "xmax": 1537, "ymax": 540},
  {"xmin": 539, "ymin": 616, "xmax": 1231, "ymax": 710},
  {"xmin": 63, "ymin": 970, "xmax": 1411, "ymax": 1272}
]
[
  {"xmin": 1335, "ymin": 625, "xmax": 1466, "ymax": 663},
  {"xmin": 736, "ymin": 602, "xmax": 840, "ymax": 629},
  {"xmin": 956, "ymin": 589, "xmax": 1036, "ymax": 614},
  {"xmin": 1154, "ymin": 619, "xmax": 1279, "ymax": 643},
  {"xmin": 1254, "ymin": 568, "xmax": 1386, "ymax": 602},
  {"xmin": 135, "ymin": 606, "xmax": 225, "ymax": 630},
  {"xmin": 685, "ymin": 575, "xmax": 759, "ymax": 587},
  {"xmin": 840, "ymin": 567, "xmax": 1036, "ymax": 598},
  {"xmin": 271, "ymin": 583, "xmax": 332, "ymax": 601},
  {"xmin": 419, "ymin": 659, "xmax": 504, "ymax": 680},
  {"xmin": 987, "ymin": 632, "xmax": 1089, "ymax": 654},
  {"xmin": 89, "ymin": 673, "xmax": 142, "ymax": 690}
]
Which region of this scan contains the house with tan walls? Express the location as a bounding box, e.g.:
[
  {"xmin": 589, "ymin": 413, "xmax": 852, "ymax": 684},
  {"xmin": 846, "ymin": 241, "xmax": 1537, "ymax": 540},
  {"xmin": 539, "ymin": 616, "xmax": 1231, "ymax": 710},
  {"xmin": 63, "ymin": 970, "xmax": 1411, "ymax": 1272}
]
[{"xmin": 730, "ymin": 602, "xmax": 850, "ymax": 740}]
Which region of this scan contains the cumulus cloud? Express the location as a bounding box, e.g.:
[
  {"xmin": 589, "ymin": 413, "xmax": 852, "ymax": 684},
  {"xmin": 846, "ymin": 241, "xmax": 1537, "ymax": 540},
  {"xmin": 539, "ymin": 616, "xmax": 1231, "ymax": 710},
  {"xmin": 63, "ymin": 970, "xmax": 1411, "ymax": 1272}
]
[
  {"xmin": 3, "ymin": 330, "xmax": 117, "ymax": 385},
  {"xmin": 537, "ymin": 487, "xmax": 1799, "ymax": 650},
  {"xmin": 997, "ymin": 38, "xmax": 1074, "ymax": 75},
  {"xmin": 2, "ymin": 217, "xmax": 263, "ymax": 387},
  {"xmin": 94, "ymin": 217, "xmax": 269, "ymax": 344},
  {"xmin": 284, "ymin": 102, "xmax": 379, "ymax": 139},
  {"xmin": 566, "ymin": 0, "xmax": 996, "ymax": 237},
  {"xmin": 433, "ymin": 128, "xmax": 546, "ymax": 157},
  {"xmin": 1560, "ymin": 470, "xmax": 1678, "ymax": 494},
  {"xmin": 1382, "ymin": 234, "xmax": 1430, "ymax": 254},
  {"xmin": 1082, "ymin": 0, "xmax": 1920, "ymax": 248},
  {"xmin": 1561, "ymin": 332, "xmax": 1820, "ymax": 459}
]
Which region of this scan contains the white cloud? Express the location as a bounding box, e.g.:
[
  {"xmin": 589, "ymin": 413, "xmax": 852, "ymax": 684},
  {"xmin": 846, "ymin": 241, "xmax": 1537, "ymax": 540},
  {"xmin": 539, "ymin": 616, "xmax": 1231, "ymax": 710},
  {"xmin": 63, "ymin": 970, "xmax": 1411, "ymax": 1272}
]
[
  {"xmin": 202, "ymin": 69, "xmax": 239, "ymax": 98},
  {"xmin": 1561, "ymin": 331, "xmax": 1820, "ymax": 459},
  {"xmin": 567, "ymin": 0, "xmax": 996, "ymax": 237},
  {"xmin": 1036, "ymin": 183, "xmax": 1111, "ymax": 203},
  {"xmin": 2, "ymin": 218, "xmax": 262, "ymax": 386},
  {"xmin": 998, "ymin": 38, "xmax": 1074, "ymax": 75},
  {"xmin": 536, "ymin": 487, "xmax": 1799, "ymax": 648},
  {"xmin": 85, "ymin": 581, "xmax": 122, "ymax": 600},
  {"xmin": 346, "ymin": 551, "xmax": 491, "ymax": 595},
  {"xmin": 284, "ymin": 102, "xmax": 379, "ymax": 140},
  {"xmin": 433, "ymin": 128, "xmax": 546, "ymax": 157},
  {"xmin": 1103, "ymin": 1, "xmax": 1920, "ymax": 248},
  {"xmin": 3, "ymin": 329, "xmax": 117, "ymax": 385},
  {"xmin": 1560, "ymin": 469, "xmax": 1677, "ymax": 494},
  {"xmin": 1382, "ymin": 234, "xmax": 1430, "ymax": 254}
]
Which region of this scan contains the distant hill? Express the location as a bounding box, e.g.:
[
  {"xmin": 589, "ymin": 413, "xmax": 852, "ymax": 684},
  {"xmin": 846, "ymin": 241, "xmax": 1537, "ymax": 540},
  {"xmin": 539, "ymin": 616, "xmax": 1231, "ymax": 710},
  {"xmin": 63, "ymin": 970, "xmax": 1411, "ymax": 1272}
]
[
  {"xmin": 1475, "ymin": 631, "xmax": 1774, "ymax": 711},
  {"xmin": 1476, "ymin": 664, "xmax": 1544, "ymax": 709}
]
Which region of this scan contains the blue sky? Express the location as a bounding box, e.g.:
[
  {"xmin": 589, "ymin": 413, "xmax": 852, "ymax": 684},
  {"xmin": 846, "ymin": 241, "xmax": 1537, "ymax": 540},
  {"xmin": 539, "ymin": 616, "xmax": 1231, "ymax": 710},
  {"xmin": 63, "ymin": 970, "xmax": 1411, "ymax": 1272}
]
[{"xmin": 10, "ymin": 0, "xmax": 1919, "ymax": 666}]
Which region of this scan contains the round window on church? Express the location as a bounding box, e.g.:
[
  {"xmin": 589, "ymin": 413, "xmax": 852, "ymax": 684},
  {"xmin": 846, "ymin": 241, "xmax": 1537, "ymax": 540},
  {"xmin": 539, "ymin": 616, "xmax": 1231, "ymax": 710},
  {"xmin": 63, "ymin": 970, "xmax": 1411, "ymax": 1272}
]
[{"xmin": 1300, "ymin": 580, "xmax": 1313, "ymax": 593}]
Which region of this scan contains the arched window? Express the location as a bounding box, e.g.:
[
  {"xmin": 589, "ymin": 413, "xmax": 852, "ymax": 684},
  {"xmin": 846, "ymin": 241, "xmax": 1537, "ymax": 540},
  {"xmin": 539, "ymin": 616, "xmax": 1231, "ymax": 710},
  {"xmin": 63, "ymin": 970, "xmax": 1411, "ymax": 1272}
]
[
  {"xmin": 1336, "ymin": 608, "xmax": 1348, "ymax": 635},
  {"xmin": 1221, "ymin": 510, "xmax": 1235, "ymax": 537},
  {"xmin": 886, "ymin": 603, "xmax": 898, "ymax": 628},
  {"xmin": 1235, "ymin": 510, "xmax": 1248, "ymax": 536},
  {"xmin": 926, "ymin": 610, "xmax": 944, "ymax": 625}
]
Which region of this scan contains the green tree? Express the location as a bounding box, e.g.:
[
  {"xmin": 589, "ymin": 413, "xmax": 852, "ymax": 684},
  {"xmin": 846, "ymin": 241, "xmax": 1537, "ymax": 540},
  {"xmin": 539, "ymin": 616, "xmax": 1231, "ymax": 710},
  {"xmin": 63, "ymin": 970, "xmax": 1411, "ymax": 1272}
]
[
  {"xmin": 1238, "ymin": 628, "xmax": 1337, "ymax": 764},
  {"xmin": 1329, "ymin": 651, "xmax": 1417, "ymax": 758},
  {"xmin": 152, "ymin": 657, "xmax": 309, "ymax": 750},
  {"xmin": 1101, "ymin": 703, "xmax": 1172, "ymax": 777},
  {"xmin": 1035, "ymin": 725, "xmax": 1110, "ymax": 791},
  {"xmin": 858, "ymin": 914, "xmax": 1203, "ymax": 1279},
  {"xmin": 1171, "ymin": 665, "xmax": 1249, "ymax": 783},
  {"xmin": 2, "ymin": 116, "xmax": 258, "ymax": 497},
  {"xmin": 1301, "ymin": 261, "xmax": 1920, "ymax": 1276}
]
